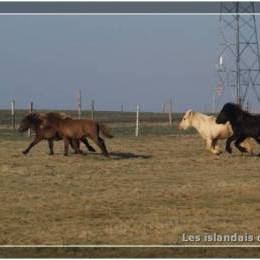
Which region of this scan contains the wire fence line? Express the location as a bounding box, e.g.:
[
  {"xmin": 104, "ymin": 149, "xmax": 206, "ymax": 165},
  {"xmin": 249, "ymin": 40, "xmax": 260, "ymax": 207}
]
[{"xmin": 0, "ymin": 99, "xmax": 196, "ymax": 138}]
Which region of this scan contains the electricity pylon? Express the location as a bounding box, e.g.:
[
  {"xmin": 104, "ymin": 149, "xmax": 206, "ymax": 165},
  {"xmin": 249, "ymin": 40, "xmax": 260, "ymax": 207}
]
[{"xmin": 216, "ymin": 2, "xmax": 260, "ymax": 111}]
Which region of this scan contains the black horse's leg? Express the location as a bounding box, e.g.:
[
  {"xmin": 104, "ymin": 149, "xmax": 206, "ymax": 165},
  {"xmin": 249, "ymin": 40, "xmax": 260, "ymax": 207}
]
[
  {"xmin": 48, "ymin": 139, "xmax": 54, "ymax": 155},
  {"xmin": 80, "ymin": 137, "xmax": 96, "ymax": 152},
  {"xmin": 225, "ymin": 135, "xmax": 236, "ymax": 153},
  {"xmin": 22, "ymin": 136, "xmax": 43, "ymax": 155},
  {"xmin": 235, "ymin": 136, "xmax": 247, "ymax": 153}
]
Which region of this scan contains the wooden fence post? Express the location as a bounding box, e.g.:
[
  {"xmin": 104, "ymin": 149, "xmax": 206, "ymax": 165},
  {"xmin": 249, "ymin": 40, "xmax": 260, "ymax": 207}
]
[
  {"xmin": 28, "ymin": 102, "xmax": 33, "ymax": 137},
  {"xmin": 135, "ymin": 104, "xmax": 140, "ymax": 137},
  {"xmin": 77, "ymin": 89, "xmax": 82, "ymax": 119},
  {"xmin": 11, "ymin": 100, "xmax": 15, "ymax": 130},
  {"xmin": 91, "ymin": 100, "xmax": 95, "ymax": 120},
  {"xmin": 168, "ymin": 98, "xmax": 173, "ymax": 126}
]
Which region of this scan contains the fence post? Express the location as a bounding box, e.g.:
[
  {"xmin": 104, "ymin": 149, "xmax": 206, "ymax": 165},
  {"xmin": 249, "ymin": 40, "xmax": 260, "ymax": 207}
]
[
  {"xmin": 162, "ymin": 103, "xmax": 166, "ymax": 113},
  {"xmin": 168, "ymin": 98, "xmax": 173, "ymax": 126},
  {"xmin": 11, "ymin": 100, "xmax": 15, "ymax": 130},
  {"xmin": 28, "ymin": 102, "xmax": 33, "ymax": 137},
  {"xmin": 135, "ymin": 104, "xmax": 140, "ymax": 137},
  {"xmin": 77, "ymin": 89, "xmax": 82, "ymax": 119},
  {"xmin": 91, "ymin": 100, "xmax": 95, "ymax": 120}
]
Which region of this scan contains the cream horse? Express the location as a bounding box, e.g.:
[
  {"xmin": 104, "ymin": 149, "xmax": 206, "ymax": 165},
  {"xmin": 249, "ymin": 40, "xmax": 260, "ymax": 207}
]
[{"xmin": 179, "ymin": 109, "xmax": 254, "ymax": 155}]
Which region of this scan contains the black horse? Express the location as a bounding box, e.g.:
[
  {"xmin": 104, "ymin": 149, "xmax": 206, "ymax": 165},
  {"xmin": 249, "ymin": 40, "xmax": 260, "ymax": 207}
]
[{"xmin": 216, "ymin": 102, "xmax": 260, "ymax": 154}]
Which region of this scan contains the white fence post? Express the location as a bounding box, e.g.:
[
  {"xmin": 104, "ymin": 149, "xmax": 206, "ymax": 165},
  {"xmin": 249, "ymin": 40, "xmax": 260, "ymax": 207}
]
[
  {"xmin": 28, "ymin": 102, "xmax": 33, "ymax": 137},
  {"xmin": 135, "ymin": 104, "xmax": 140, "ymax": 137},
  {"xmin": 77, "ymin": 89, "xmax": 82, "ymax": 119},
  {"xmin": 11, "ymin": 100, "xmax": 15, "ymax": 130},
  {"xmin": 168, "ymin": 98, "xmax": 173, "ymax": 126}
]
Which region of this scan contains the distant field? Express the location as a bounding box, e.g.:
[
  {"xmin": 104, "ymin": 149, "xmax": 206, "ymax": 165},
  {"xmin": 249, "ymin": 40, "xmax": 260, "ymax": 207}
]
[{"xmin": 0, "ymin": 109, "xmax": 184, "ymax": 126}]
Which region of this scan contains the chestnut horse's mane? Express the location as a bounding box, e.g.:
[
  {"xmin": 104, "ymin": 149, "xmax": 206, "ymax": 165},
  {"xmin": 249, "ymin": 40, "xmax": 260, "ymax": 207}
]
[{"xmin": 25, "ymin": 112, "xmax": 71, "ymax": 126}]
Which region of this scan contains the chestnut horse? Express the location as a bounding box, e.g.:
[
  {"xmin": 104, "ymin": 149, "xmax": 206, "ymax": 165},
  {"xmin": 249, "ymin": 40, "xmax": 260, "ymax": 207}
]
[
  {"xmin": 41, "ymin": 113, "xmax": 113, "ymax": 157},
  {"xmin": 18, "ymin": 112, "xmax": 96, "ymax": 155}
]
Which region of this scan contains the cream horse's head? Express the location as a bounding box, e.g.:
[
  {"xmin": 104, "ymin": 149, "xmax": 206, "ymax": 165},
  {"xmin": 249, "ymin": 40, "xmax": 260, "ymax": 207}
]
[{"xmin": 179, "ymin": 109, "xmax": 194, "ymax": 130}]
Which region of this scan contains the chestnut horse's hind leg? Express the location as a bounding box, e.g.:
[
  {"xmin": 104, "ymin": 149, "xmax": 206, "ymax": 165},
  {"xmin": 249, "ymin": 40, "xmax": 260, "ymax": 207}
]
[
  {"xmin": 73, "ymin": 139, "xmax": 83, "ymax": 154},
  {"xmin": 97, "ymin": 137, "xmax": 110, "ymax": 157},
  {"xmin": 90, "ymin": 135, "xmax": 110, "ymax": 157},
  {"xmin": 22, "ymin": 136, "xmax": 43, "ymax": 155},
  {"xmin": 69, "ymin": 139, "xmax": 83, "ymax": 154},
  {"xmin": 48, "ymin": 139, "xmax": 54, "ymax": 155},
  {"xmin": 80, "ymin": 138, "xmax": 96, "ymax": 152},
  {"xmin": 89, "ymin": 125, "xmax": 110, "ymax": 157}
]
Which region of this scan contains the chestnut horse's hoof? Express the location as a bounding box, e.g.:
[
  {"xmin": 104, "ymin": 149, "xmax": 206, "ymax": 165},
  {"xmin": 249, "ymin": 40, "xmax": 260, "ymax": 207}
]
[
  {"xmin": 22, "ymin": 150, "xmax": 28, "ymax": 155},
  {"xmin": 64, "ymin": 153, "xmax": 68, "ymax": 156}
]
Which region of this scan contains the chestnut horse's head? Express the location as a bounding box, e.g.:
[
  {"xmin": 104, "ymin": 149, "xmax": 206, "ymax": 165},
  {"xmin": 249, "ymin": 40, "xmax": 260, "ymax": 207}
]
[{"xmin": 18, "ymin": 113, "xmax": 41, "ymax": 132}]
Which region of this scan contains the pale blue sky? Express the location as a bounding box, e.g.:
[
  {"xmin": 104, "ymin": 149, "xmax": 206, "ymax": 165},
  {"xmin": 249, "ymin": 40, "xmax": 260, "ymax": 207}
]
[{"xmin": 0, "ymin": 15, "xmax": 225, "ymax": 112}]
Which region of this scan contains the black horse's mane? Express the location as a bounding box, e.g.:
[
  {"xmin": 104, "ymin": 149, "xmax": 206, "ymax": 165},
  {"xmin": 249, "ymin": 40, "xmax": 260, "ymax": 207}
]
[{"xmin": 224, "ymin": 103, "xmax": 252, "ymax": 118}]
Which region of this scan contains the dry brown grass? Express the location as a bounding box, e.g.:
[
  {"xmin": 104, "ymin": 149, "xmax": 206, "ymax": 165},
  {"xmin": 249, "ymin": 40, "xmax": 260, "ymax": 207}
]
[{"xmin": 1, "ymin": 135, "xmax": 260, "ymax": 246}]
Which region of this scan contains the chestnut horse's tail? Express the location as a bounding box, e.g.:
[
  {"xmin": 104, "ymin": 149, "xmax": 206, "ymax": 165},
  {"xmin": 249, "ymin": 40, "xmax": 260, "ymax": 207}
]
[{"xmin": 99, "ymin": 124, "xmax": 114, "ymax": 139}]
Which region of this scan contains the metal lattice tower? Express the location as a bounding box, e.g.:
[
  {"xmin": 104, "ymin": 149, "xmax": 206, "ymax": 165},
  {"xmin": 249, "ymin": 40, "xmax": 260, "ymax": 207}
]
[{"xmin": 216, "ymin": 2, "xmax": 260, "ymax": 111}]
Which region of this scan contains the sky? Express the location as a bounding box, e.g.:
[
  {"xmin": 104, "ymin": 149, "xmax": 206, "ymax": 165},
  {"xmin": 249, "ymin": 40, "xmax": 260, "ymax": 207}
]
[{"xmin": 0, "ymin": 15, "xmax": 229, "ymax": 112}]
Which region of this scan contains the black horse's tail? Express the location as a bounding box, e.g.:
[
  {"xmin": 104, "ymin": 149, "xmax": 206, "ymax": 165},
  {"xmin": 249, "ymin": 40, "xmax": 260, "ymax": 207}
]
[{"xmin": 99, "ymin": 124, "xmax": 114, "ymax": 139}]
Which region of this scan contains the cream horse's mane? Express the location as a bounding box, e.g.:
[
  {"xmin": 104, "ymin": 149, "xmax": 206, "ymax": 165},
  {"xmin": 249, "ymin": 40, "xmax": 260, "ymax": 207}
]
[{"xmin": 187, "ymin": 110, "xmax": 216, "ymax": 123}]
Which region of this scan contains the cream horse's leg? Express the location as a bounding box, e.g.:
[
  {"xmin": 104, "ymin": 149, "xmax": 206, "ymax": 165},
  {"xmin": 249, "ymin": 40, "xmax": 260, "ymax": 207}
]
[
  {"xmin": 212, "ymin": 138, "xmax": 221, "ymax": 154},
  {"xmin": 206, "ymin": 138, "xmax": 221, "ymax": 155}
]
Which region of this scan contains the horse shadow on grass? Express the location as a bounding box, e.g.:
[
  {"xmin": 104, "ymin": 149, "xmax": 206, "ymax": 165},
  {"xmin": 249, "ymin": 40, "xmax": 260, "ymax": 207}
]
[
  {"xmin": 110, "ymin": 152, "xmax": 152, "ymax": 160},
  {"xmin": 87, "ymin": 151, "xmax": 152, "ymax": 160}
]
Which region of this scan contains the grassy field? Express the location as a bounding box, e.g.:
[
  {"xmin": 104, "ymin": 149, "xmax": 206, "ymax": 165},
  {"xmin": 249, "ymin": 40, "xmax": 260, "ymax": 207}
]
[{"xmin": 0, "ymin": 110, "xmax": 260, "ymax": 249}]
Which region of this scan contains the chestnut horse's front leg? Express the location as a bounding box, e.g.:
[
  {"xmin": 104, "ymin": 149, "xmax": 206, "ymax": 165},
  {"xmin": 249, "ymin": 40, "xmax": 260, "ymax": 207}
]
[
  {"xmin": 63, "ymin": 137, "xmax": 70, "ymax": 156},
  {"xmin": 48, "ymin": 139, "xmax": 54, "ymax": 155},
  {"xmin": 22, "ymin": 136, "xmax": 43, "ymax": 155}
]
